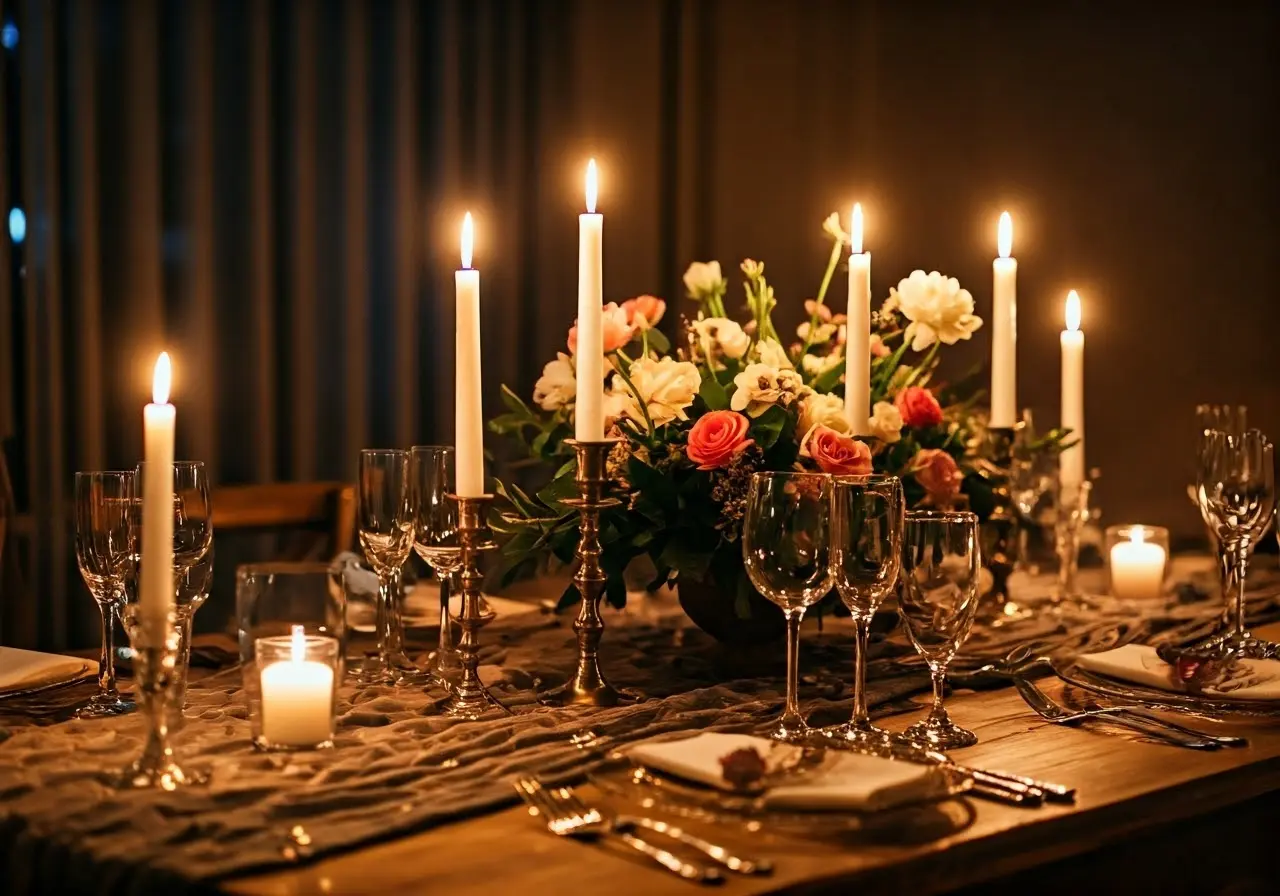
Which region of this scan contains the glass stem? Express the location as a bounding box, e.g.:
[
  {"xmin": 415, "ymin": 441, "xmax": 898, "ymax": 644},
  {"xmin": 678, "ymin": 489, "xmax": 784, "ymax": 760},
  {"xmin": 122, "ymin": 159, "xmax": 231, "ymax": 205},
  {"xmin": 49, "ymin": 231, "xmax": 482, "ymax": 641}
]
[
  {"xmin": 1056, "ymin": 518, "xmax": 1079, "ymax": 600},
  {"xmin": 781, "ymin": 609, "xmax": 804, "ymax": 726},
  {"xmin": 1218, "ymin": 545, "xmax": 1234, "ymax": 628},
  {"xmin": 98, "ymin": 600, "xmax": 118, "ymax": 698},
  {"xmin": 387, "ymin": 565, "xmax": 405, "ymax": 654},
  {"xmin": 929, "ymin": 666, "xmax": 949, "ymax": 722},
  {"xmin": 1233, "ymin": 542, "xmax": 1250, "ymax": 639},
  {"xmin": 849, "ymin": 614, "xmax": 871, "ymax": 729},
  {"xmin": 376, "ymin": 576, "xmax": 393, "ymax": 662}
]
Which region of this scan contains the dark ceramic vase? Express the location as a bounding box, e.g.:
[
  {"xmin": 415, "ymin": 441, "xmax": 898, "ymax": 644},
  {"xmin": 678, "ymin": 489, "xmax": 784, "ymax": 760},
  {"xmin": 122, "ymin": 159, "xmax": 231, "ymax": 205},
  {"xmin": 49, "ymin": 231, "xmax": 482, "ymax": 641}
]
[{"xmin": 675, "ymin": 574, "xmax": 786, "ymax": 646}]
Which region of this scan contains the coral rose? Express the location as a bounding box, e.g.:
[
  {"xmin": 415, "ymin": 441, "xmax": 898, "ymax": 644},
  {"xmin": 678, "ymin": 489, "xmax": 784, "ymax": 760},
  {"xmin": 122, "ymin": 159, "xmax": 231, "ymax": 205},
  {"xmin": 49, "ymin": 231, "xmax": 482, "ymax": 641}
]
[
  {"xmin": 895, "ymin": 385, "xmax": 943, "ymax": 428},
  {"xmin": 912, "ymin": 448, "xmax": 963, "ymax": 507},
  {"xmin": 802, "ymin": 425, "xmax": 873, "ymax": 476},
  {"xmin": 568, "ymin": 302, "xmax": 635, "ymax": 354},
  {"xmin": 622, "ymin": 295, "xmax": 666, "ymax": 330},
  {"xmin": 686, "ymin": 411, "xmax": 753, "ymax": 471}
]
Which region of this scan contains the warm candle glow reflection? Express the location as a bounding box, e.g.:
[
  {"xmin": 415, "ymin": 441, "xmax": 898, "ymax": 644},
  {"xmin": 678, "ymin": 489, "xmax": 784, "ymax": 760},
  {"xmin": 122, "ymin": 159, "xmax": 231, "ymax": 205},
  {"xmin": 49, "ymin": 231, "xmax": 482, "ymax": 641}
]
[
  {"xmin": 460, "ymin": 212, "xmax": 474, "ymax": 269},
  {"xmin": 1065, "ymin": 289, "xmax": 1081, "ymax": 331},
  {"xmin": 152, "ymin": 352, "xmax": 172, "ymax": 404},
  {"xmin": 851, "ymin": 203, "xmax": 864, "ymax": 255},
  {"xmin": 585, "ymin": 159, "xmax": 598, "ymax": 214},
  {"xmin": 998, "ymin": 211, "xmax": 1012, "ymax": 259},
  {"xmin": 1129, "ymin": 527, "xmax": 1146, "ymax": 546},
  {"xmin": 290, "ymin": 624, "xmax": 306, "ymax": 663}
]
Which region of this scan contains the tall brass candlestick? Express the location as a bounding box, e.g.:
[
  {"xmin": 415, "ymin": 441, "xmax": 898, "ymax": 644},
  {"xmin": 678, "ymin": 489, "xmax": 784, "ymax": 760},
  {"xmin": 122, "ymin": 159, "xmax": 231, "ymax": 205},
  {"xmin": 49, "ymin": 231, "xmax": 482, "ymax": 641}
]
[
  {"xmin": 542, "ymin": 438, "xmax": 633, "ymax": 707},
  {"xmin": 442, "ymin": 494, "xmax": 506, "ymax": 718}
]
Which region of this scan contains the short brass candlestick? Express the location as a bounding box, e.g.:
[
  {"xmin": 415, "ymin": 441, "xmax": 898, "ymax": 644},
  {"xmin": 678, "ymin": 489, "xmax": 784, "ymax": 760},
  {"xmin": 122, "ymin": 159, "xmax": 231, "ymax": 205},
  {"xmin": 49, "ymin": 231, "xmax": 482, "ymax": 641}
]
[
  {"xmin": 980, "ymin": 423, "xmax": 1026, "ymax": 622},
  {"xmin": 441, "ymin": 494, "xmax": 507, "ymax": 719},
  {"xmin": 542, "ymin": 438, "xmax": 634, "ymax": 707}
]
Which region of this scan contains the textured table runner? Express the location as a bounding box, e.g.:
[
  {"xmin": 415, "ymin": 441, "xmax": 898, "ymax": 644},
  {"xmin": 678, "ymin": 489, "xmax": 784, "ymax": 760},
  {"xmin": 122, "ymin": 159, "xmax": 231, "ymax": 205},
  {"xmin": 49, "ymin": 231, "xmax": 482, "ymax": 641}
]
[{"xmin": 1, "ymin": 562, "xmax": 1276, "ymax": 895}]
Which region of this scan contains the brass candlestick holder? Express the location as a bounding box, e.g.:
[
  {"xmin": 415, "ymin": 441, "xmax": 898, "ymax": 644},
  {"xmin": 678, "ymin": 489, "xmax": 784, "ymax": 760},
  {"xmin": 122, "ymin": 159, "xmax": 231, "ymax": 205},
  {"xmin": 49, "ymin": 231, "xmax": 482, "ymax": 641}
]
[
  {"xmin": 441, "ymin": 494, "xmax": 507, "ymax": 719},
  {"xmin": 542, "ymin": 438, "xmax": 634, "ymax": 707},
  {"xmin": 979, "ymin": 423, "xmax": 1026, "ymax": 622}
]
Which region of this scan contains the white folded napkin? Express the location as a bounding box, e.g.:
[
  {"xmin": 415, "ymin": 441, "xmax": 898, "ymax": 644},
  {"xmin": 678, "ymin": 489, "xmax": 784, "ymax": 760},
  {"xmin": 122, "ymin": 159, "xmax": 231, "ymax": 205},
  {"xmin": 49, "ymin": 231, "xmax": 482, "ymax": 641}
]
[
  {"xmin": 0, "ymin": 647, "xmax": 94, "ymax": 694},
  {"xmin": 1077, "ymin": 644, "xmax": 1280, "ymax": 701},
  {"xmin": 627, "ymin": 732, "xmax": 939, "ymax": 812}
]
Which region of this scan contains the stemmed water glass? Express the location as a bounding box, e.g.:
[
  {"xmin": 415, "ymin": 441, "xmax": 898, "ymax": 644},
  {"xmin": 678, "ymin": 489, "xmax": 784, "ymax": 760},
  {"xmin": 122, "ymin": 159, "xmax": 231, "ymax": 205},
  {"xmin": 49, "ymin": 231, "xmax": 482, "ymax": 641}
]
[
  {"xmin": 898, "ymin": 510, "xmax": 982, "ymax": 750},
  {"xmin": 1010, "ymin": 443, "xmax": 1059, "ymax": 577},
  {"xmin": 410, "ymin": 446, "xmax": 466, "ymax": 687},
  {"xmin": 357, "ymin": 449, "xmax": 417, "ymax": 684},
  {"xmin": 1196, "ymin": 429, "xmax": 1276, "ymax": 658},
  {"xmin": 822, "ymin": 475, "xmax": 902, "ymax": 747},
  {"xmin": 1191, "ymin": 405, "xmax": 1248, "ymax": 621},
  {"xmin": 742, "ymin": 472, "xmax": 833, "ymax": 743},
  {"xmin": 170, "ymin": 545, "xmax": 214, "ymax": 728},
  {"xmin": 1052, "ymin": 477, "xmax": 1093, "ymax": 610},
  {"xmin": 73, "ymin": 471, "xmax": 138, "ymax": 718}
]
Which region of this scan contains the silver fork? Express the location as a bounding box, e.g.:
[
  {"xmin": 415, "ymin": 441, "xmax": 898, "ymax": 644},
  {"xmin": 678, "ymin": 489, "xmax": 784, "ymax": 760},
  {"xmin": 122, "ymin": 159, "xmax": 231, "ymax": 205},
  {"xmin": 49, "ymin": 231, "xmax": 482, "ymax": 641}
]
[{"xmin": 513, "ymin": 778, "xmax": 723, "ymax": 884}]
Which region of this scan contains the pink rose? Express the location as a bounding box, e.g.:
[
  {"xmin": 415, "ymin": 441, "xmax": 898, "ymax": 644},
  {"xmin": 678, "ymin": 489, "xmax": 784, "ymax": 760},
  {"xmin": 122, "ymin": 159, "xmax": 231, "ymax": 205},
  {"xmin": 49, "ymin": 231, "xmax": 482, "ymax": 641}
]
[
  {"xmin": 895, "ymin": 385, "xmax": 943, "ymax": 428},
  {"xmin": 622, "ymin": 295, "xmax": 666, "ymax": 330},
  {"xmin": 803, "ymin": 299, "xmax": 834, "ymax": 323},
  {"xmin": 912, "ymin": 448, "xmax": 963, "ymax": 507},
  {"xmin": 568, "ymin": 302, "xmax": 636, "ymax": 354},
  {"xmin": 803, "ymin": 425, "xmax": 873, "ymax": 476},
  {"xmin": 869, "ymin": 333, "xmax": 890, "ymax": 358},
  {"xmin": 687, "ymin": 411, "xmax": 753, "ymax": 471}
]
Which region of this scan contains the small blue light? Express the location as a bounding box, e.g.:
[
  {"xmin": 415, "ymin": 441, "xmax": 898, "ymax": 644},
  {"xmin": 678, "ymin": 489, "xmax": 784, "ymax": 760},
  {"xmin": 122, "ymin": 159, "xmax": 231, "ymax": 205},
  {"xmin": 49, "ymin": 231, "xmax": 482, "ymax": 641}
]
[
  {"xmin": 9, "ymin": 208, "xmax": 26, "ymax": 244},
  {"xmin": 1, "ymin": 21, "xmax": 17, "ymax": 50}
]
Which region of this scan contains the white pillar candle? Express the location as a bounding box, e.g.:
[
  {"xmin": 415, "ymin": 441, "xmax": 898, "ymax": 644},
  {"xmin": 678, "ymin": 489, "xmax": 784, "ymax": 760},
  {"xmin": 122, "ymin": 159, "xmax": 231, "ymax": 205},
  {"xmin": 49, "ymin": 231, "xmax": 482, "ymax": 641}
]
[
  {"xmin": 575, "ymin": 159, "xmax": 605, "ymax": 441},
  {"xmin": 1110, "ymin": 528, "xmax": 1166, "ymax": 600},
  {"xmin": 990, "ymin": 212, "xmax": 1017, "ymax": 428},
  {"xmin": 1060, "ymin": 290, "xmax": 1085, "ymax": 489},
  {"xmin": 844, "ymin": 203, "xmax": 871, "ymax": 434},
  {"xmin": 455, "ymin": 212, "xmax": 485, "ymax": 497},
  {"xmin": 259, "ymin": 626, "xmax": 335, "ymax": 748},
  {"xmin": 140, "ymin": 352, "xmax": 176, "ymax": 642}
]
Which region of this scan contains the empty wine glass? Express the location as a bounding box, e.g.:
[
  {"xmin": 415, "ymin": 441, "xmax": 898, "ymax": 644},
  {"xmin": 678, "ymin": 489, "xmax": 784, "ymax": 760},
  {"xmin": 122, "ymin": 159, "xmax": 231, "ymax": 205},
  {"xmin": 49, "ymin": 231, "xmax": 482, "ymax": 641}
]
[
  {"xmin": 1052, "ymin": 477, "xmax": 1093, "ymax": 611},
  {"xmin": 357, "ymin": 449, "xmax": 417, "ymax": 684},
  {"xmin": 1196, "ymin": 429, "xmax": 1276, "ymax": 658},
  {"xmin": 1191, "ymin": 405, "xmax": 1248, "ymax": 624},
  {"xmin": 743, "ymin": 472, "xmax": 833, "ymax": 743},
  {"xmin": 170, "ymin": 545, "xmax": 214, "ymax": 729},
  {"xmin": 1010, "ymin": 441, "xmax": 1059, "ymax": 577},
  {"xmin": 823, "ymin": 475, "xmax": 903, "ymax": 747},
  {"xmin": 73, "ymin": 471, "xmax": 138, "ymax": 718},
  {"xmin": 410, "ymin": 445, "xmax": 465, "ymax": 688},
  {"xmin": 898, "ymin": 510, "xmax": 982, "ymax": 750}
]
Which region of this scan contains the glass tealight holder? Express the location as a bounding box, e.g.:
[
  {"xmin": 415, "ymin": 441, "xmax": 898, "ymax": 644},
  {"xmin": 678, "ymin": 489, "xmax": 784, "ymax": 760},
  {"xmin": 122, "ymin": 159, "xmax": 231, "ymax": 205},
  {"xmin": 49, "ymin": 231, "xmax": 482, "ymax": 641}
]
[
  {"xmin": 1105, "ymin": 524, "xmax": 1170, "ymax": 601},
  {"xmin": 250, "ymin": 627, "xmax": 340, "ymax": 751}
]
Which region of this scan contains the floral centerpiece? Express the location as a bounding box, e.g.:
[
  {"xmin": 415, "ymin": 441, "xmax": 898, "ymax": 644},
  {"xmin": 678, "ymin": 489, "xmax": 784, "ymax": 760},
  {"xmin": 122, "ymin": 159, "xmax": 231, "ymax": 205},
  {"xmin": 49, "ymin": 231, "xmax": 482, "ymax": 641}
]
[{"xmin": 490, "ymin": 213, "xmax": 1061, "ymax": 643}]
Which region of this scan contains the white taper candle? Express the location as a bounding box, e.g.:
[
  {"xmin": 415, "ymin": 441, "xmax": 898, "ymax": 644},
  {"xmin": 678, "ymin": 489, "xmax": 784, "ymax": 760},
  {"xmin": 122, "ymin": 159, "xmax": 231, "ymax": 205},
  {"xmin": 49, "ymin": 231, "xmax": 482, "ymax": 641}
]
[
  {"xmin": 990, "ymin": 212, "xmax": 1017, "ymax": 428},
  {"xmin": 140, "ymin": 352, "xmax": 176, "ymax": 642},
  {"xmin": 575, "ymin": 159, "xmax": 605, "ymax": 441},
  {"xmin": 455, "ymin": 213, "xmax": 485, "ymax": 497},
  {"xmin": 844, "ymin": 203, "xmax": 871, "ymax": 434},
  {"xmin": 1060, "ymin": 290, "xmax": 1085, "ymax": 489}
]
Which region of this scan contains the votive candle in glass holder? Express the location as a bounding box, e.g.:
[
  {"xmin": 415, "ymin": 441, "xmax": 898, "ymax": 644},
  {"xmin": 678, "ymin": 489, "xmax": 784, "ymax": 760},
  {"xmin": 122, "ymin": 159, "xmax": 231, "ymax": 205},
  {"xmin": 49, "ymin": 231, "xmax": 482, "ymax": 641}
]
[
  {"xmin": 1105, "ymin": 524, "xmax": 1169, "ymax": 601},
  {"xmin": 253, "ymin": 626, "xmax": 339, "ymax": 751}
]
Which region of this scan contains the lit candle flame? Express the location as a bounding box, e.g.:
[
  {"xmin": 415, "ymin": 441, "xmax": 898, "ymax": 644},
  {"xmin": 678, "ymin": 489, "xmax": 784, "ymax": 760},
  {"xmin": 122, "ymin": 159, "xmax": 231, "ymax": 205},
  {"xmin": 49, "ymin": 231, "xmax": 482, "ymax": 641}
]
[
  {"xmin": 152, "ymin": 352, "xmax": 172, "ymax": 404},
  {"xmin": 585, "ymin": 159, "xmax": 598, "ymax": 214},
  {"xmin": 1065, "ymin": 289, "xmax": 1081, "ymax": 332},
  {"xmin": 851, "ymin": 202, "xmax": 864, "ymax": 255},
  {"xmin": 290, "ymin": 624, "xmax": 306, "ymax": 663},
  {"xmin": 460, "ymin": 212, "xmax": 474, "ymax": 269},
  {"xmin": 998, "ymin": 211, "xmax": 1012, "ymax": 259}
]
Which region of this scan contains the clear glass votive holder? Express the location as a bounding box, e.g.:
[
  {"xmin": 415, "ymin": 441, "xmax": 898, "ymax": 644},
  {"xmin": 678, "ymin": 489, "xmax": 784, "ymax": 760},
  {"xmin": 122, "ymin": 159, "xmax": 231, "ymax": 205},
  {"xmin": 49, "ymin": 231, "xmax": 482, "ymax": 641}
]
[
  {"xmin": 250, "ymin": 627, "xmax": 340, "ymax": 751},
  {"xmin": 1105, "ymin": 524, "xmax": 1170, "ymax": 601}
]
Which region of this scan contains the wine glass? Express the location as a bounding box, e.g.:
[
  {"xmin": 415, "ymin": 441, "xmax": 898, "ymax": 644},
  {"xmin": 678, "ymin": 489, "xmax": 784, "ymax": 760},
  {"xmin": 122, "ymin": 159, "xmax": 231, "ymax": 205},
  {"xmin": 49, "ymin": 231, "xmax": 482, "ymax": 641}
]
[
  {"xmin": 742, "ymin": 472, "xmax": 833, "ymax": 743},
  {"xmin": 410, "ymin": 445, "xmax": 466, "ymax": 687},
  {"xmin": 1010, "ymin": 444, "xmax": 1059, "ymax": 577},
  {"xmin": 1196, "ymin": 429, "xmax": 1276, "ymax": 658},
  {"xmin": 170, "ymin": 545, "xmax": 214, "ymax": 729},
  {"xmin": 898, "ymin": 510, "xmax": 982, "ymax": 750},
  {"xmin": 357, "ymin": 449, "xmax": 417, "ymax": 684},
  {"xmin": 823, "ymin": 474, "xmax": 903, "ymax": 747},
  {"xmin": 73, "ymin": 471, "xmax": 138, "ymax": 718},
  {"xmin": 1052, "ymin": 477, "xmax": 1093, "ymax": 610},
  {"xmin": 1191, "ymin": 405, "xmax": 1248, "ymax": 623}
]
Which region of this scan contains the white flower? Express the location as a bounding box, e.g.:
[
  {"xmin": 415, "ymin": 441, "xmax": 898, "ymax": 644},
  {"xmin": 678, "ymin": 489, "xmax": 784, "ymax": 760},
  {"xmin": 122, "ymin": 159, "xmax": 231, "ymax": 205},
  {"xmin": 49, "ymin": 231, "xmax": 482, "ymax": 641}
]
[
  {"xmin": 867, "ymin": 400, "xmax": 903, "ymax": 444},
  {"xmin": 753, "ymin": 338, "xmax": 794, "ymax": 370},
  {"xmin": 890, "ymin": 270, "xmax": 983, "ymax": 352},
  {"xmin": 802, "ymin": 352, "xmax": 843, "ymax": 379},
  {"xmin": 532, "ymin": 352, "xmax": 576, "ymax": 411},
  {"xmin": 730, "ymin": 363, "xmax": 806, "ymax": 418},
  {"xmin": 797, "ymin": 320, "xmax": 837, "ymax": 344},
  {"xmin": 690, "ymin": 317, "xmax": 751, "ymax": 362},
  {"xmin": 822, "ymin": 211, "xmax": 849, "ymax": 245},
  {"xmin": 683, "ymin": 261, "xmax": 724, "ymax": 299},
  {"xmin": 608, "ymin": 356, "xmax": 701, "ymax": 428},
  {"xmin": 798, "ymin": 391, "xmax": 851, "ymax": 437}
]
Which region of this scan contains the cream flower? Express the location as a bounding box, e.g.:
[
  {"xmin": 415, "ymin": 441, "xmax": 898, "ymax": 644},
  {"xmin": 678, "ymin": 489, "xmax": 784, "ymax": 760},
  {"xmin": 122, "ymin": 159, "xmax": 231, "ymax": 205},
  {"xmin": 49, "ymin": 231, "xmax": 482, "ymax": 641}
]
[
  {"xmin": 801, "ymin": 351, "xmax": 843, "ymax": 379},
  {"xmin": 690, "ymin": 317, "xmax": 751, "ymax": 362},
  {"xmin": 822, "ymin": 211, "xmax": 850, "ymax": 245},
  {"xmin": 683, "ymin": 261, "xmax": 724, "ymax": 299},
  {"xmin": 798, "ymin": 391, "xmax": 851, "ymax": 437},
  {"xmin": 730, "ymin": 364, "xmax": 806, "ymax": 418},
  {"xmin": 609, "ymin": 356, "xmax": 701, "ymax": 428},
  {"xmin": 866, "ymin": 400, "xmax": 903, "ymax": 444},
  {"xmin": 797, "ymin": 320, "xmax": 837, "ymax": 344},
  {"xmin": 890, "ymin": 270, "xmax": 983, "ymax": 352},
  {"xmin": 753, "ymin": 338, "xmax": 794, "ymax": 370},
  {"xmin": 532, "ymin": 352, "xmax": 576, "ymax": 411}
]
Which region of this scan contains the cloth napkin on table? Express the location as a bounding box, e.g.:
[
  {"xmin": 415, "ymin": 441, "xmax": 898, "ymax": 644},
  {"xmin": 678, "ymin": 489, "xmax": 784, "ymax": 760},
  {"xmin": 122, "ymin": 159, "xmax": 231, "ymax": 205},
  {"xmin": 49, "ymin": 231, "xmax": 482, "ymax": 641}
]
[
  {"xmin": 1077, "ymin": 644, "xmax": 1280, "ymax": 700},
  {"xmin": 626, "ymin": 732, "xmax": 940, "ymax": 812},
  {"xmin": 0, "ymin": 647, "xmax": 94, "ymax": 694}
]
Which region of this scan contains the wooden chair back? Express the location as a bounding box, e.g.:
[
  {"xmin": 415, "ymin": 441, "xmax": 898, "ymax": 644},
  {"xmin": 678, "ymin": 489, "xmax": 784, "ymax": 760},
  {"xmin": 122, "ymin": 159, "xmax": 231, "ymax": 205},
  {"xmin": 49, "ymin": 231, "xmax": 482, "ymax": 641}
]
[{"xmin": 212, "ymin": 481, "xmax": 356, "ymax": 555}]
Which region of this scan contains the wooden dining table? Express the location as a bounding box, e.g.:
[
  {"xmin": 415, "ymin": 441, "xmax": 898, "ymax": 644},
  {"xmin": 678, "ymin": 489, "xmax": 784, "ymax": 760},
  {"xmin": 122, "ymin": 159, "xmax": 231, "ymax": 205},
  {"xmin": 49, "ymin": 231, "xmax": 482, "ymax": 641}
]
[{"xmin": 225, "ymin": 621, "xmax": 1280, "ymax": 896}]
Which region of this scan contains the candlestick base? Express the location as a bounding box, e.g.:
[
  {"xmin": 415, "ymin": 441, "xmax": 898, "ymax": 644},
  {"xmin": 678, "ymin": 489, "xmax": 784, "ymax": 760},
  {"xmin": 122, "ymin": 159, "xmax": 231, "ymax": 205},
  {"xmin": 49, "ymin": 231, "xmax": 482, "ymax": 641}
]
[
  {"xmin": 978, "ymin": 424, "xmax": 1033, "ymax": 625},
  {"xmin": 541, "ymin": 439, "xmax": 638, "ymax": 708},
  {"xmin": 438, "ymin": 495, "xmax": 510, "ymax": 720}
]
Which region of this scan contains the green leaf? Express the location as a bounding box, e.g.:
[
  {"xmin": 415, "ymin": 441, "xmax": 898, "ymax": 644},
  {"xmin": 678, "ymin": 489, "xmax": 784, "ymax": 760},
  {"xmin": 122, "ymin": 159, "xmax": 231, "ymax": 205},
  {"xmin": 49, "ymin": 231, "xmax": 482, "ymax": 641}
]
[
  {"xmin": 811, "ymin": 358, "xmax": 846, "ymax": 395},
  {"xmin": 659, "ymin": 539, "xmax": 714, "ymax": 580},
  {"xmin": 500, "ymin": 384, "xmax": 536, "ymax": 418},
  {"xmin": 645, "ymin": 328, "xmax": 671, "ymax": 354},
  {"xmin": 627, "ymin": 457, "xmax": 680, "ymax": 512},
  {"xmin": 493, "ymin": 480, "xmax": 539, "ymax": 517},
  {"xmin": 536, "ymin": 469, "xmax": 580, "ymax": 509},
  {"xmin": 699, "ymin": 372, "xmax": 731, "ymax": 411},
  {"xmin": 750, "ymin": 405, "xmax": 789, "ymax": 450}
]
